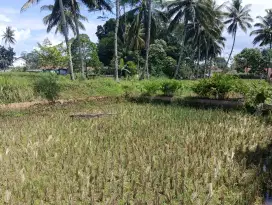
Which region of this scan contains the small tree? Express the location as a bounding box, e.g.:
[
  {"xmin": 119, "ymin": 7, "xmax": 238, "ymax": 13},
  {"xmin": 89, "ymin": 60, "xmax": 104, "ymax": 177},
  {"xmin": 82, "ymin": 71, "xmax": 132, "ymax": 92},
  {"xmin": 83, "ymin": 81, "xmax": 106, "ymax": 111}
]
[
  {"xmin": 71, "ymin": 34, "xmax": 102, "ymax": 75},
  {"xmin": 36, "ymin": 43, "xmax": 68, "ymax": 68},
  {"xmin": 0, "ymin": 46, "xmax": 15, "ymax": 70}
]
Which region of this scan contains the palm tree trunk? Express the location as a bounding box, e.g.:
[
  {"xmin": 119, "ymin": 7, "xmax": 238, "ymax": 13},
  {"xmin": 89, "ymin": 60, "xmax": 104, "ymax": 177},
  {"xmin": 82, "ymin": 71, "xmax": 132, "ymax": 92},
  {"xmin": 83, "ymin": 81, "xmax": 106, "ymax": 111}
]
[
  {"xmin": 197, "ymin": 39, "xmax": 200, "ymax": 79},
  {"xmin": 144, "ymin": 0, "xmax": 152, "ymax": 79},
  {"xmin": 209, "ymin": 58, "xmax": 212, "ymax": 77},
  {"xmin": 204, "ymin": 55, "xmax": 207, "ymax": 78},
  {"xmin": 123, "ymin": 5, "xmax": 127, "ymax": 45},
  {"xmin": 71, "ymin": 0, "xmax": 85, "ymax": 79},
  {"xmin": 114, "ymin": 0, "xmax": 120, "ymax": 82},
  {"xmin": 174, "ymin": 32, "xmax": 186, "ymax": 79},
  {"xmin": 267, "ymin": 39, "xmax": 272, "ymax": 81},
  {"xmin": 226, "ymin": 29, "xmax": 237, "ymax": 68},
  {"xmin": 59, "ymin": 0, "xmax": 74, "ymax": 80},
  {"xmin": 174, "ymin": 45, "xmax": 183, "ymax": 79}
]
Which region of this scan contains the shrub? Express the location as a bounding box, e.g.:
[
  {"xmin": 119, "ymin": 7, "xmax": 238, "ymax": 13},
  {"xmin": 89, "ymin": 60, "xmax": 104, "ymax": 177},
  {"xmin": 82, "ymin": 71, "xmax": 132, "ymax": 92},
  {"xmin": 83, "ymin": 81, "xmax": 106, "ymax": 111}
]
[
  {"xmin": 34, "ymin": 74, "xmax": 60, "ymax": 101},
  {"xmin": 243, "ymin": 81, "xmax": 272, "ymax": 111},
  {"xmin": 160, "ymin": 80, "xmax": 182, "ymax": 96},
  {"xmin": 192, "ymin": 74, "xmax": 239, "ymax": 99},
  {"xmin": 141, "ymin": 80, "xmax": 162, "ymax": 96},
  {"xmin": 126, "ymin": 61, "xmax": 137, "ymax": 76}
]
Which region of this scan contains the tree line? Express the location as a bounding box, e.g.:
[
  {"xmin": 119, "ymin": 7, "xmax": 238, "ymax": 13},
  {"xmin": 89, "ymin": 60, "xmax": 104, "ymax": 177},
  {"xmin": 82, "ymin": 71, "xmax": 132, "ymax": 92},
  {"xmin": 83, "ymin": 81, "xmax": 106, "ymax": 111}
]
[{"xmin": 1, "ymin": 0, "xmax": 272, "ymax": 79}]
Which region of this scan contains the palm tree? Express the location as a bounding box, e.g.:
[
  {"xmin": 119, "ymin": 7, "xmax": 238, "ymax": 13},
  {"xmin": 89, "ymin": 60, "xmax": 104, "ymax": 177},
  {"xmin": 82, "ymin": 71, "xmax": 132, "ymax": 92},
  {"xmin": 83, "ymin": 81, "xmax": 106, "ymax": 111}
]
[
  {"xmin": 42, "ymin": 1, "xmax": 87, "ymax": 78},
  {"xmin": 124, "ymin": 0, "xmax": 165, "ymax": 78},
  {"xmin": 115, "ymin": 0, "xmax": 120, "ymax": 81},
  {"xmin": 127, "ymin": 22, "xmax": 145, "ymax": 72},
  {"xmin": 22, "ymin": 0, "xmax": 112, "ymax": 80},
  {"xmin": 143, "ymin": 0, "xmax": 151, "ymax": 79},
  {"xmin": 251, "ymin": 9, "xmax": 272, "ymax": 78},
  {"xmin": 224, "ymin": 0, "xmax": 253, "ymax": 67},
  {"xmin": 251, "ymin": 9, "xmax": 272, "ymax": 49},
  {"xmin": 167, "ymin": 0, "xmax": 212, "ymax": 78},
  {"xmin": 2, "ymin": 26, "xmax": 16, "ymax": 47},
  {"xmin": 73, "ymin": 0, "xmax": 112, "ymax": 79},
  {"xmin": 22, "ymin": 0, "xmax": 75, "ymax": 80},
  {"xmin": 41, "ymin": 3, "xmax": 87, "ymax": 36}
]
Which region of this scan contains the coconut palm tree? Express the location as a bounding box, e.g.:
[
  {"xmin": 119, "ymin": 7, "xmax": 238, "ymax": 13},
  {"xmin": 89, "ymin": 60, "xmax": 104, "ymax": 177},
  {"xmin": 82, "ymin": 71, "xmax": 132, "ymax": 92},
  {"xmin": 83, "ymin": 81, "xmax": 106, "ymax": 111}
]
[
  {"xmin": 2, "ymin": 26, "xmax": 16, "ymax": 47},
  {"xmin": 143, "ymin": 0, "xmax": 151, "ymax": 79},
  {"xmin": 74, "ymin": 0, "xmax": 112, "ymax": 79},
  {"xmin": 123, "ymin": 0, "xmax": 167, "ymax": 78},
  {"xmin": 167, "ymin": 0, "xmax": 212, "ymax": 78},
  {"xmin": 114, "ymin": 0, "xmax": 120, "ymax": 81},
  {"xmin": 22, "ymin": 0, "xmax": 112, "ymax": 80},
  {"xmin": 251, "ymin": 9, "xmax": 272, "ymax": 49},
  {"xmin": 41, "ymin": 3, "xmax": 87, "ymax": 36},
  {"xmin": 22, "ymin": 0, "xmax": 75, "ymax": 80},
  {"xmin": 224, "ymin": 0, "xmax": 253, "ymax": 67},
  {"xmin": 251, "ymin": 9, "xmax": 272, "ymax": 78}
]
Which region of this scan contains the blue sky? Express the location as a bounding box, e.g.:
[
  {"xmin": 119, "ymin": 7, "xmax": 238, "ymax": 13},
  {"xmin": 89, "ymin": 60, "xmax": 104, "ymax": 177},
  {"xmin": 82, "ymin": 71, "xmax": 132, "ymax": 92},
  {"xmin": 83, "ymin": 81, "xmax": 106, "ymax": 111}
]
[{"xmin": 0, "ymin": 0, "xmax": 271, "ymax": 58}]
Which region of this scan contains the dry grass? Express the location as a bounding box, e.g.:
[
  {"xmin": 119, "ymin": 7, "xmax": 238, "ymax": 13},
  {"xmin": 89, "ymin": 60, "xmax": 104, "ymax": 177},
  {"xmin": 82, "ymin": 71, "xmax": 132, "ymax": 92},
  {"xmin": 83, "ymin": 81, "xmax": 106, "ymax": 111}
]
[{"xmin": 0, "ymin": 101, "xmax": 271, "ymax": 204}]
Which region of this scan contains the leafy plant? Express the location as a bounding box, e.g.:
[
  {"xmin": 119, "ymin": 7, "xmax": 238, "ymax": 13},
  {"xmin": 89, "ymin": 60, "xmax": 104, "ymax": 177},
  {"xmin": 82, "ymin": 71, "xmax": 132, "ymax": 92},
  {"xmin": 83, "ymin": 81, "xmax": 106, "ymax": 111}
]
[
  {"xmin": 34, "ymin": 73, "xmax": 60, "ymax": 101},
  {"xmin": 242, "ymin": 81, "xmax": 272, "ymax": 111},
  {"xmin": 141, "ymin": 80, "xmax": 162, "ymax": 96},
  {"xmin": 193, "ymin": 74, "xmax": 240, "ymax": 99},
  {"xmin": 160, "ymin": 80, "xmax": 182, "ymax": 96}
]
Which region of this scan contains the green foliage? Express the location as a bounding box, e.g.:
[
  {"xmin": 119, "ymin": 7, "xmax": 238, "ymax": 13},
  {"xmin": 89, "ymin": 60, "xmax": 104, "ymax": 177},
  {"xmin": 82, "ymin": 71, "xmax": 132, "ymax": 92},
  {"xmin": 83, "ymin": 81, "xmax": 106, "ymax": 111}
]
[
  {"xmin": 36, "ymin": 43, "xmax": 68, "ymax": 68},
  {"xmin": 161, "ymin": 80, "xmax": 182, "ymax": 96},
  {"xmin": 126, "ymin": 61, "xmax": 137, "ymax": 76},
  {"xmin": 0, "ymin": 77, "xmax": 34, "ymax": 103},
  {"xmin": 0, "ymin": 46, "xmax": 15, "ymax": 70},
  {"xmin": 193, "ymin": 74, "xmax": 239, "ymax": 99},
  {"xmin": 21, "ymin": 51, "xmax": 39, "ymax": 70},
  {"xmin": 141, "ymin": 80, "xmax": 162, "ymax": 96},
  {"xmin": 233, "ymin": 48, "xmax": 266, "ymax": 74},
  {"xmin": 214, "ymin": 57, "xmax": 227, "ymax": 69},
  {"xmin": 242, "ymin": 81, "xmax": 272, "ymax": 110},
  {"xmin": 34, "ymin": 74, "xmax": 60, "ymax": 101},
  {"xmin": 71, "ymin": 34, "xmax": 102, "ymax": 72},
  {"xmin": 149, "ymin": 40, "xmax": 177, "ymax": 77}
]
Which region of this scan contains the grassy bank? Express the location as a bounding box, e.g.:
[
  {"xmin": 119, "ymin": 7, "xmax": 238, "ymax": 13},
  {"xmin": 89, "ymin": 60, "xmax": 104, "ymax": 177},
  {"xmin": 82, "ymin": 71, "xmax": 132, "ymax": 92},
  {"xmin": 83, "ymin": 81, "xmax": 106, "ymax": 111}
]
[
  {"xmin": 0, "ymin": 73, "xmax": 195, "ymax": 104},
  {"xmin": 0, "ymin": 101, "xmax": 271, "ymax": 204},
  {"xmin": 0, "ymin": 72, "xmax": 266, "ymax": 105}
]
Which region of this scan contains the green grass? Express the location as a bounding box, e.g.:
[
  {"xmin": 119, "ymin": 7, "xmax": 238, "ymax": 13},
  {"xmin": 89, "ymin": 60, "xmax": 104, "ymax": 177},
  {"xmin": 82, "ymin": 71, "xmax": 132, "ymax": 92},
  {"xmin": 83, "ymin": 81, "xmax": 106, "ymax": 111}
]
[
  {"xmin": 0, "ymin": 101, "xmax": 271, "ymax": 204},
  {"xmin": 0, "ymin": 72, "xmax": 266, "ymax": 104}
]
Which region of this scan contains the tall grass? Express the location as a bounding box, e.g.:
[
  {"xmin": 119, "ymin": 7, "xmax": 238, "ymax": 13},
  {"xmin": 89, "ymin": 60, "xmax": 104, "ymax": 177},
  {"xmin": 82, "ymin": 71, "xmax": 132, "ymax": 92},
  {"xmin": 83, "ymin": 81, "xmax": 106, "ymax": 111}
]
[
  {"xmin": 0, "ymin": 72, "xmax": 266, "ymax": 104},
  {"xmin": 0, "ymin": 77, "xmax": 34, "ymax": 103},
  {"xmin": 0, "ymin": 102, "xmax": 271, "ymax": 204}
]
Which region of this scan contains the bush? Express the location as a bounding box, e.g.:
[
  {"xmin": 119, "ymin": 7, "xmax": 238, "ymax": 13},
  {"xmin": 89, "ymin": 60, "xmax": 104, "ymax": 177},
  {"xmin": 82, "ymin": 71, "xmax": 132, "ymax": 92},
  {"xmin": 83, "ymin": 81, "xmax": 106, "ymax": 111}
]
[
  {"xmin": 161, "ymin": 80, "xmax": 182, "ymax": 96},
  {"xmin": 243, "ymin": 81, "xmax": 272, "ymax": 111},
  {"xmin": 141, "ymin": 80, "xmax": 162, "ymax": 96},
  {"xmin": 34, "ymin": 74, "xmax": 60, "ymax": 101},
  {"xmin": 193, "ymin": 74, "xmax": 239, "ymax": 99},
  {"xmin": 126, "ymin": 61, "xmax": 137, "ymax": 76}
]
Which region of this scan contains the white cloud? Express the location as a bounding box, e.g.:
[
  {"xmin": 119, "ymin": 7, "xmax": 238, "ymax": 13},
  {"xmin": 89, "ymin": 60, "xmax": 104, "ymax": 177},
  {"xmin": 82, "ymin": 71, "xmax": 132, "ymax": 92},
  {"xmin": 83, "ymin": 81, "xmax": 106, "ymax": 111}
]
[
  {"xmin": 0, "ymin": 14, "xmax": 11, "ymax": 23},
  {"xmin": 33, "ymin": 32, "xmax": 64, "ymax": 46},
  {"xmin": 14, "ymin": 28, "xmax": 31, "ymax": 41}
]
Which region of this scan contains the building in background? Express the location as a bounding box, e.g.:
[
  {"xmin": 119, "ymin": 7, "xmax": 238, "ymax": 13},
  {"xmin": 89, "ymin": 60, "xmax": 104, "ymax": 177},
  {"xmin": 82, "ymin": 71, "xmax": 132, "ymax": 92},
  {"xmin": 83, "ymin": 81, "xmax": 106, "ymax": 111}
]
[{"xmin": 11, "ymin": 58, "xmax": 26, "ymax": 68}]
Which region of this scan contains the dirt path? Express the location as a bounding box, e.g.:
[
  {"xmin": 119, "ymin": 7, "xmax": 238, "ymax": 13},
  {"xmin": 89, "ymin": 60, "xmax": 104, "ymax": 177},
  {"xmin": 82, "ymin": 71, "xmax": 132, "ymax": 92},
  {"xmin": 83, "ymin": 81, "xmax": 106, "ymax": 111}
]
[{"xmin": 0, "ymin": 96, "xmax": 109, "ymax": 110}]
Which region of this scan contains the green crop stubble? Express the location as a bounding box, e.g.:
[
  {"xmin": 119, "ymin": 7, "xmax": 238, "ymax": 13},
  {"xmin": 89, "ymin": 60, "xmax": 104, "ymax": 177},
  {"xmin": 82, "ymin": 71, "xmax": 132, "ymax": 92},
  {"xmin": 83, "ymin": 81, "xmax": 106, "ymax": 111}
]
[{"xmin": 0, "ymin": 102, "xmax": 271, "ymax": 204}]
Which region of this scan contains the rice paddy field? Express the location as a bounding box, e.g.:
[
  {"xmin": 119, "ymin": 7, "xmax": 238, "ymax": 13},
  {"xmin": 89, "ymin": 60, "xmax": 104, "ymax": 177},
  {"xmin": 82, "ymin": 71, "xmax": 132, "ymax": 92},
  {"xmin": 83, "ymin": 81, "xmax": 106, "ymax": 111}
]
[{"xmin": 0, "ymin": 100, "xmax": 271, "ymax": 204}]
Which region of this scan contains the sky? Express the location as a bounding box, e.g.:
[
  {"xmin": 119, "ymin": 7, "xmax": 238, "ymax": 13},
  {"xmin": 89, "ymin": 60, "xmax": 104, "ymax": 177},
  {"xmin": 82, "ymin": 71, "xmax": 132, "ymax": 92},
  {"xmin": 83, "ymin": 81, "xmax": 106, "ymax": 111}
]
[{"xmin": 0, "ymin": 0, "xmax": 272, "ymax": 58}]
